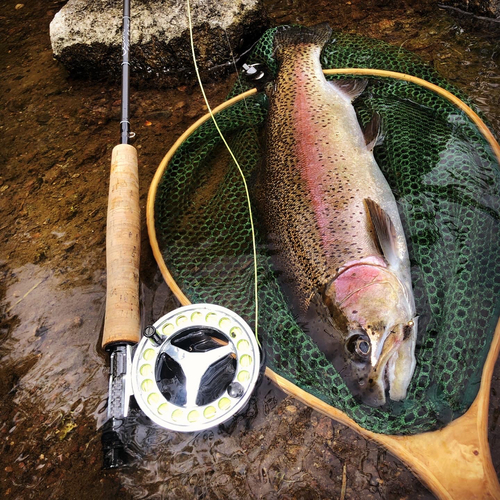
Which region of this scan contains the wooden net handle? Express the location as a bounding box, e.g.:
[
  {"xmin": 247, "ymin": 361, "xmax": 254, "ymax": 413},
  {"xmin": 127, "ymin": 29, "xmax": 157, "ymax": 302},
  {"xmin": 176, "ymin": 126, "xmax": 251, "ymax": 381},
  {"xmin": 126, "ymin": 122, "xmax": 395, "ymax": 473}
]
[{"xmin": 102, "ymin": 144, "xmax": 141, "ymax": 348}]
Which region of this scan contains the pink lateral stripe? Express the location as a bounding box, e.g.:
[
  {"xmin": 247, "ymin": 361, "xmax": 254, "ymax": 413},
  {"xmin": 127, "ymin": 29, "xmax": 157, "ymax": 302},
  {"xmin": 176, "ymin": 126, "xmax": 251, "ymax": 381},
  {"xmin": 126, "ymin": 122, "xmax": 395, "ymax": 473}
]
[{"xmin": 293, "ymin": 65, "xmax": 337, "ymax": 254}]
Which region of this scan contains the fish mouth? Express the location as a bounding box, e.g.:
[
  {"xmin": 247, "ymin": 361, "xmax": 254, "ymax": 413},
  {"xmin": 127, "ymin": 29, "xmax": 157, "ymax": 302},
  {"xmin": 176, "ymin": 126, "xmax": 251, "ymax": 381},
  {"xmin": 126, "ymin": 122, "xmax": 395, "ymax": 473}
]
[
  {"xmin": 361, "ymin": 335, "xmax": 406, "ymax": 407},
  {"xmin": 361, "ymin": 329, "xmax": 416, "ymax": 407},
  {"xmin": 382, "ymin": 352, "xmax": 398, "ymax": 401},
  {"xmin": 360, "ymin": 353, "xmax": 394, "ymax": 407}
]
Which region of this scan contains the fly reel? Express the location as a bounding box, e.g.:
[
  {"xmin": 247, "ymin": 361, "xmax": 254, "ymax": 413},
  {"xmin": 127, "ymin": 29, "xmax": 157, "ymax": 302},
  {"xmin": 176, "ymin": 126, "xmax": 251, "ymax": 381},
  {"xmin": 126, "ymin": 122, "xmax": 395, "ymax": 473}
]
[{"xmin": 131, "ymin": 304, "xmax": 260, "ymax": 432}]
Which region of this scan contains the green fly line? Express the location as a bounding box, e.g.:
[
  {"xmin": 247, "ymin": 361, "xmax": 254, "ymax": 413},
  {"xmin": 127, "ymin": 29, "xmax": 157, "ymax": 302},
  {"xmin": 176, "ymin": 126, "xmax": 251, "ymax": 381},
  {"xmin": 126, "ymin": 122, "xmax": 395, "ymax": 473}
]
[{"xmin": 185, "ymin": 0, "xmax": 260, "ymax": 343}]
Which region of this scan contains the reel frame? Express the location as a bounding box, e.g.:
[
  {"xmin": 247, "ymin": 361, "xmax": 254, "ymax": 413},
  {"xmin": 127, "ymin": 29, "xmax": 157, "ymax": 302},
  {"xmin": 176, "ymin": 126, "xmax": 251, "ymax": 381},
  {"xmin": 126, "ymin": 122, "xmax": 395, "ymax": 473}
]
[{"xmin": 131, "ymin": 304, "xmax": 261, "ymax": 432}]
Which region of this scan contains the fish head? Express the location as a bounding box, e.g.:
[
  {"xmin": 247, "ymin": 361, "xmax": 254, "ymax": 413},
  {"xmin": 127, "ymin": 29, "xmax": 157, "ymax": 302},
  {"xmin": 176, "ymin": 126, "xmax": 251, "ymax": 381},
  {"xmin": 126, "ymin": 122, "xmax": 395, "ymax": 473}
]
[
  {"xmin": 342, "ymin": 319, "xmax": 417, "ymax": 406},
  {"xmin": 324, "ymin": 264, "xmax": 417, "ymax": 407}
]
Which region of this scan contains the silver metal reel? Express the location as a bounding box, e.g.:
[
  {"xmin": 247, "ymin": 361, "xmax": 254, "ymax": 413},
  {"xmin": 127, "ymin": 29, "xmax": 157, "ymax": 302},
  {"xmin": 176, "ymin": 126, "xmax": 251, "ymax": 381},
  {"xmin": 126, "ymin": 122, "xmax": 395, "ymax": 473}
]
[{"xmin": 131, "ymin": 304, "xmax": 260, "ymax": 432}]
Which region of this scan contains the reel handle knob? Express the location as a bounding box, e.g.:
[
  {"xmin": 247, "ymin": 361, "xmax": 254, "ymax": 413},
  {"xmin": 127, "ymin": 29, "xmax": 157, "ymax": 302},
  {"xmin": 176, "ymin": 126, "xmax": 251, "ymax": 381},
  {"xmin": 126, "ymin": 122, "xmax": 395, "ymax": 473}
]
[{"xmin": 143, "ymin": 325, "xmax": 163, "ymax": 346}]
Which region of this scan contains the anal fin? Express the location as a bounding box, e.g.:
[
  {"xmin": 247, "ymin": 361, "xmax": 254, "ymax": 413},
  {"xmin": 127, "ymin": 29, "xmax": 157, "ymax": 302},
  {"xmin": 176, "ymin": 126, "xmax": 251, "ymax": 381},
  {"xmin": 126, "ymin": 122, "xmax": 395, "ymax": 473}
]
[{"xmin": 363, "ymin": 113, "xmax": 383, "ymax": 151}]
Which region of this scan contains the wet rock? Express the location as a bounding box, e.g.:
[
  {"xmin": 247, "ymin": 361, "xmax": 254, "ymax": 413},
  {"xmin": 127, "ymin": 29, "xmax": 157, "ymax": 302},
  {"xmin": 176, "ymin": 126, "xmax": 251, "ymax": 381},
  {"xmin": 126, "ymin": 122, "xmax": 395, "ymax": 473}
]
[{"xmin": 49, "ymin": 0, "xmax": 269, "ymax": 88}]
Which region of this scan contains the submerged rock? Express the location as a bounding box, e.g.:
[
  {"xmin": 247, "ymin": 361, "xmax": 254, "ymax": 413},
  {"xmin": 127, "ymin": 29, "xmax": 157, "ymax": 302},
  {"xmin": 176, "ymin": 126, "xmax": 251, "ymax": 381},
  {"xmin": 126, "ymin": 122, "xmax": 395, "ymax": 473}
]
[
  {"xmin": 440, "ymin": 0, "xmax": 500, "ymax": 19},
  {"xmin": 439, "ymin": 0, "xmax": 500, "ymax": 34},
  {"xmin": 49, "ymin": 0, "xmax": 268, "ymax": 88}
]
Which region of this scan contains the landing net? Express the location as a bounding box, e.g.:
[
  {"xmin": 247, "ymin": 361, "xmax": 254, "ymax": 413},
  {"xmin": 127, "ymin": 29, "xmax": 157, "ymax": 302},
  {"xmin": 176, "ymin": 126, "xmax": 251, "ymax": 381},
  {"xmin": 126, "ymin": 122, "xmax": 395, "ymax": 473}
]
[{"xmin": 151, "ymin": 27, "xmax": 500, "ymax": 435}]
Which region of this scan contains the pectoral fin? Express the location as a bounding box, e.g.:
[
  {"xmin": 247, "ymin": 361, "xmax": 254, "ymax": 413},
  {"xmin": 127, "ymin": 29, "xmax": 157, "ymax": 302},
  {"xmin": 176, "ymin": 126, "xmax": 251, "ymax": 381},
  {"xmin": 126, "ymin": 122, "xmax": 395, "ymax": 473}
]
[{"xmin": 365, "ymin": 198, "xmax": 400, "ymax": 268}]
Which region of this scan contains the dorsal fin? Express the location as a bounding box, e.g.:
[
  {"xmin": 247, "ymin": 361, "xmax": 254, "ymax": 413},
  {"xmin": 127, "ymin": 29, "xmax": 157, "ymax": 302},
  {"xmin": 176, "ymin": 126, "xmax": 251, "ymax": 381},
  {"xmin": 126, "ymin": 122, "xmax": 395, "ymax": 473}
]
[
  {"xmin": 330, "ymin": 79, "xmax": 368, "ymax": 101},
  {"xmin": 363, "ymin": 113, "xmax": 383, "ymax": 151},
  {"xmin": 365, "ymin": 198, "xmax": 400, "ymax": 268}
]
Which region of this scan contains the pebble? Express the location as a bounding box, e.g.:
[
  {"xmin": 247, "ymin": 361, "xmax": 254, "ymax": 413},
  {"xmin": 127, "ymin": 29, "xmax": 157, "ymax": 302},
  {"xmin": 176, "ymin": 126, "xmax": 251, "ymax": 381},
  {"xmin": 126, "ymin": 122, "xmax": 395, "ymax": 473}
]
[
  {"xmin": 72, "ymin": 316, "xmax": 83, "ymax": 327},
  {"xmin": 216, "ymin": 474, "xmax": 230, "ymax": 486},
  {"xmin": 378, "ymin": 19, "xmax": 395, "ymax": 30},
  {"xmin": 36, "ymin": 113, "xmax": 51, "ymax": 124},
  {"xmin": 315, "ymin": 417, "xmax": 334, "ymax": 439},
  {"xmin": 351, "ymin": 8, "xmax": 368, "ymax": 21}
]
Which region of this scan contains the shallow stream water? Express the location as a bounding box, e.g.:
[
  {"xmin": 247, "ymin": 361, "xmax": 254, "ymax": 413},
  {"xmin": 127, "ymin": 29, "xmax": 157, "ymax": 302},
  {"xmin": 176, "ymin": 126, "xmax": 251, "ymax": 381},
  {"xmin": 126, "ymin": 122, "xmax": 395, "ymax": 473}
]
[{"xmin": 0, "ymin": 0, "xmax": 499, "ymax": 498}]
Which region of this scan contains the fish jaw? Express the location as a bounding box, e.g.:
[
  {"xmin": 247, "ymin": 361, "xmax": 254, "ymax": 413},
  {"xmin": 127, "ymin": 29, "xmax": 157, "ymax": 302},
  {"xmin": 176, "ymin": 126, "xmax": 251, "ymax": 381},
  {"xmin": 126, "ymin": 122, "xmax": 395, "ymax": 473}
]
[
  {"xmin": 324, "ymin": 262, "xmax": 417, "ymax": 406},
  {"xmin": 387, "ymin": 316, "xmax": 417, "ymax": 401},
  {"xmin": 361, "ymin": 320, "xmax": 417, "ymax": 406}
]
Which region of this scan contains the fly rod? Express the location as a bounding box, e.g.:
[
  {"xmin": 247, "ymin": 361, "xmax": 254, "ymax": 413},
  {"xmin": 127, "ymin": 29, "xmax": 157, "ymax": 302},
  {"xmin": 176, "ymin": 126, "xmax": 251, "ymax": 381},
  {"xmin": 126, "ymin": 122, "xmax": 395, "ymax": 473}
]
[
  {"xmin": 98, "ymin": 0, "xmax": 264, "ymax": 468},
  {"xmin": 100, "ymin": 0, "xmax": 141, "ymax": 469}
]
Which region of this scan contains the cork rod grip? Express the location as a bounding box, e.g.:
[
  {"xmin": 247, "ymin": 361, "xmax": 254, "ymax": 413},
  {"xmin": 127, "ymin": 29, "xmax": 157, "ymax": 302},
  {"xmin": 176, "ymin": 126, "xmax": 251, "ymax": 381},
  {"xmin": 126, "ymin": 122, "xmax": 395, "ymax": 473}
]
[{"xmin": 102, "ymin": 144, "xmax": 141, "ymax": 348}]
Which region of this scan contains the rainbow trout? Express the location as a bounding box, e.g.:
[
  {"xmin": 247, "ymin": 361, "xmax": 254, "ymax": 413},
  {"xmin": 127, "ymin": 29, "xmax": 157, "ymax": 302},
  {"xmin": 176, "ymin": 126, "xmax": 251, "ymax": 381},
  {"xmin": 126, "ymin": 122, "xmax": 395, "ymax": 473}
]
[{"xmin": 261, "ymin": 24, "xmax": 417, "ymax": 407}]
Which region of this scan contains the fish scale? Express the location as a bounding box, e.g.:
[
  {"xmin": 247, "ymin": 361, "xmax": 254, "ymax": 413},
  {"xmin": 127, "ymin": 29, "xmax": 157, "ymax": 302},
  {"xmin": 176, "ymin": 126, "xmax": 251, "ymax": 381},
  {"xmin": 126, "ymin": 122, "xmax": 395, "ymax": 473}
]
[{"xmin": 263, "ymin": 30, "xmax": 385, "ymax": 298}]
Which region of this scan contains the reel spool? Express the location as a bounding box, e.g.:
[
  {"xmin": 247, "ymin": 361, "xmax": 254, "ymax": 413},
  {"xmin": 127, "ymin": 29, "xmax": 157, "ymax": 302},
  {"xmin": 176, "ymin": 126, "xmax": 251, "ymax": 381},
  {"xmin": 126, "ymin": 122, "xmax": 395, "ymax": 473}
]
[{"xmin": 131, "ymin": 304, "xmax": 260, "ymax": 432}]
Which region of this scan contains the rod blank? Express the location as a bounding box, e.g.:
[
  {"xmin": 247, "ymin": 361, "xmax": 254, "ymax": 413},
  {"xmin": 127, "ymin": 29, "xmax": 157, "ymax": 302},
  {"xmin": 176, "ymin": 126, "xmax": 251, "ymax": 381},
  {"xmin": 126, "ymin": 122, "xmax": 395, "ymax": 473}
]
[{"xmin": 120, "ymin": 0, "xmax": 131, "ymax": 145}]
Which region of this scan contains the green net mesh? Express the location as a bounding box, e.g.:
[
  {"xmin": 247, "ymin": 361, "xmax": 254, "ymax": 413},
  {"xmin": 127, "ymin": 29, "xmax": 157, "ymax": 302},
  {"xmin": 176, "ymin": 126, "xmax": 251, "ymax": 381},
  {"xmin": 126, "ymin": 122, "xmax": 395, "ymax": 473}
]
[{"xmin": 153, "ymin": 27, "xmax": 500, "ymax": 435}]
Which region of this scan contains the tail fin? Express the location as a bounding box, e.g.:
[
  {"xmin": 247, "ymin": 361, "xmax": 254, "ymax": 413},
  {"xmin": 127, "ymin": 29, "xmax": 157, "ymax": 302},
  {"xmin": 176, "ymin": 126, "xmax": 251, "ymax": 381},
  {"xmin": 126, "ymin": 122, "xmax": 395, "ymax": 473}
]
[{"xmin": 273, "ymin": 23, "xmax": 332, "ymax": 62}]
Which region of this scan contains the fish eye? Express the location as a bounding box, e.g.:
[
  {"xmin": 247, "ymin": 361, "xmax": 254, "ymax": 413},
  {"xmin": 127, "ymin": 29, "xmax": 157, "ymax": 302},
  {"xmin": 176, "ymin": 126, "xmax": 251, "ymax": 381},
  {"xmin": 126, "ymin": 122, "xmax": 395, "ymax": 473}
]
[
  {"xmin": 356, "ymin": 338, "xmax": 370, "ymax": 356},
  {"xmin": 347, "ymin": 334, "xmax": 371, "ymax": 358}
]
